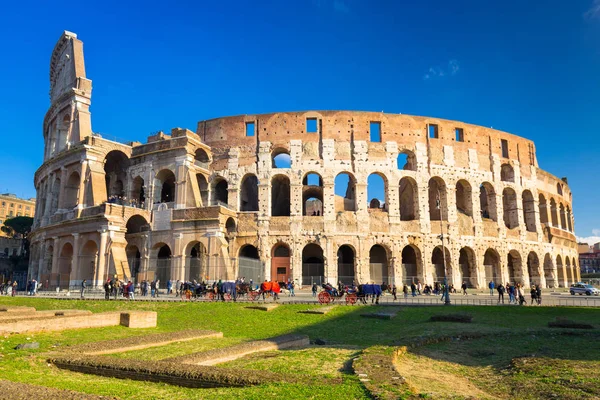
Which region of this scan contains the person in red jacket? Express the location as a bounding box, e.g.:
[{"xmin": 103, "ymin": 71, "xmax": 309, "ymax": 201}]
[{"xmin": 271, "ymin": 280, "xmax": 280, "ymax": 300}]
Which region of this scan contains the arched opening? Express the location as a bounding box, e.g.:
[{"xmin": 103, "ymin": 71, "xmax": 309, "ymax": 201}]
[
  {"xmin": 397, "ymin": 150, "xmax": 417, "ymax": 171},
  {"xmin": 272, "ymin": 149, "xmax": 291, "ymax": 168},
  {"xmin": 126, "ymin": 245, "xmax": 141, "ymax": 281},
  {"xmin": 479, "ymin": 182, "xmax": 497, "ymax": 221},
  {"xmin": 369, "ymin": 245, "xmax": 389, "ymax": 284},
  {"xmin": 51, "ymin": 178, "xmax": 61, "ymax": 213},
  {"xmin": 522, "ymin": 190, "xmax": 536, "ymax": 232},
  {"xmin": 79, "ymin": 240, "xmax": 98, "ymax": 282},
  {"xmin": 559, "ymin": 203, "xmax": 567, "ymax": 230},
  {"xmin": 543, "ymin": 253, "xmax": 555, "ymax": 288},
  {"xmin": 104, "ymin": 150, "xmax": 129, "ymax": 198},
  {"xmin": 550, "ymin": 198, "xmax": 559, "ymax": 227},
  {"xmin": 302, "ymin": 243, "xmax": 324, "ymax": 285},
  {"xmin": 401, "ymin": 245, "xmax": 421, "ymax": 285},
  {"xmin": 431, "ymin": 246, "xmax": 452, "ymax": 283},
  {"xmin": 212, "ymin": 177, "xmax": 228, "ymax": 205},
  {"xmin": 483, "ymin": 248, "xmax": 501, "ymax": 285},
  {"xmin": 126, "ymin": 215, "xmax": 149, "ymax": 235},
  {"xmin": 507, "ymin": 250, "xmax": 523, "ymax": 284},
  {"xmin": 428, "ymin": 177, "xmax": 447, "ymax": 221},
  {"xmin": 271, "ymin": 243, "xmax": 291, "ymax": 282},
  {"xmin": 527, "ymin": 252, "xmax": 540, "ymax": 287},
  {"xmin": 337, "ymin": 245, "xmax": 355, "ymax": 285},
  {"xmin": 154, "ymin": 169, "xmax": 176, "ymax": 204},
  {"xmin": 195, "ymin": 148, "xmax": 210, "ymax": 164},
  {"xmin": 155, "ymin": 244, "xmax": 172, "ymax": 285},
  {"xmin": 334, "ymin": 172, "xmax": 356, "ymax": 212},
  {"xmin": 271, "ymin": 175, "xmax": 291, "ymax": 216},
  {"xmin": 538, "ymin": 194, "xmax": 548, "ymax": 225},
  {"xmin": 225, "ymin": 217, "xmax": 236, "ymax": 235},
  {"xmin": 399, "ymin": 177, "xmax": 418, "ymax": 221},
  {"xmin": 566, "ymin": 206, "xmax": 573, "ymax": 232},
  {"xmin": 502, "ymin": 187, "xmax": 519, "ymax": 229},
  {"xmin": 565, "ymin": 257, "xmax": 573, "ymax": 285},
  {"xmin": 64, "ymin": 171, "xmax": 80, "ymax": 209},
  {"xmin": 57, "ymin": 242, "xmax": 73, "ymax": 289},
  {"xmin": 303, "ymin": 173, "xmax": 323, "ymax": 216},
  {"xmin": 500, "ymin": 163, "xmax": 514, "ymax": 183},
  {"xmin": 557, "ymin": 183, "xmax": 563, "ymax": 196},
  {"xmin": 131, "ymin": 176, "xmax": 145, "ymax": 205},
  {"xmin": 188, "ymin": 242, "xmax": 207, "ymax": 282},
  {"xmin": 455, "ymin": 179, "xmax": 473, "ymax": 217},
  {"xmin": 556, "ymin": 255, "xmax": 565, "ymax": 287},
  {"xmin": 195, "ymin": 174, "xmax": 209, "ymax": 206},
  {"xmin": 367, "ymin": 173, "xmax": 387, "ymax": 211},
  {"xmin": 459, "ymin": 247, "xmax": 477, "ymax": 287},
  {"xmin": 240, "ymin": 174, "xmax": 259, "ymax": 212}
]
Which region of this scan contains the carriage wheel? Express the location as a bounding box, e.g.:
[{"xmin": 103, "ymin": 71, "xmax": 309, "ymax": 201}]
[
  {"xmin": 318, "ymin": 291, "xmax": 331, "ymax": 305},
  {"xmin": 345, "ymin": 293, "xmax": 357, "ymax": 305},
  {"xmin": 207, "ymin": 292, "xmax": 215, "ymax": 300},
  {"xmin": 224, "ymin": 293, "xmax": 232, "ymax": 301}
]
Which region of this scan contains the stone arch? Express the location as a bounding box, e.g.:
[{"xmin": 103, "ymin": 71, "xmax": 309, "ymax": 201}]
[
  {"xmin": 522, "ymin": 190, "xmax": 536, "ymax": 232},
  {"xmin": 195, "ymin": 148, "xmax": 210, "ymax": 164},
  {"xmin": 303, "ymin": 172, "xmax": 323, "ymax": 216},
  {"xmin": 565, "ymin": 257, "xmax": 573, "ymax": 285},
  {"xmin": 57, "ymin": 242, "xmax": 73, "ymax": 289},
  {"xmin": 527, "ymin": 251, "xmax": 541, "ymax": 287},
  {"xmin": 538, "ymin": 194, "xmax": 548, "ymax": 225},
  {"xmin": 271, "ymin": 174, "xmax": 290, "ymax": 216},
  {"xmin": 455, "ymin": 179, "xmax": 473, "ymax": 217},
  {"xmin": 131, "ymin": 176, "xmax": 145, "ymax": 204},
  {"xmin": 479, "ymin": 182, "xmax": 497, "ymax": 221},
  {"xmin": 126, "ymin": 244, "xmax": 141, "ymax": 281},
  {"xmin": 559, "ymin": 203, "xmax": 567, "ymax": 230},
  {"xmin": 500, "ymin": 163, "xmax": 514, "ymax": 182},
  {"xmin": 367, "ymin": 173, "xmax": 388, "ymax": 211},
  {"xmin": 483, "ymin": 248, "xmax": 501, "ymax": 285},
  {"xmin": 428, "ymin": 177, "xmax": 448, "ymax": 221},
  {"xmin": 104, "ymin": 150, "xmax": 129, "ymax": 198},
  {"xmin": 369, "ymin": 244, "xmax": 390, "ymax": 284},
  {"xmin": 431, "ymin": 246, "xmax": 452, "ymax": 283},
  {"xmin": 211, "ymin": 176, "xmax": 228, "ymax": 205},
  {"xmin": 459, "ymin": 247, "xmax": 477, "ymax": 287},
  {"xmin": 334, "ymin": 172, "xmax": 357, "ymax": 212},
  {"xmin": 155, "ymin": 169, "xmax": 176, "ymax": 204},
  {"xmin": 196, "ymin": 174, "xmax": 209, "ymax": 206},
  {"xmin": 556, "ymin": 254, "xmax": 565, "ymax": 287},
  {"xmin": 401, "ymin": 245, "xmax": 422, "ymax": 285},
  {"xmin": 239, "ymin": 244, "xmax": 259, "ymax": 259},
  {"xmin": 64, "ymin": 171, "xmax": 80, "ymax": 209},
  {"xmin": 337, "ymin": 244, "xmax": 356, "ymax": 284},
  {"xmin": 557, "ymin": 182, "xmax": 563, "ymax": 195},
  {"xmin": 272, "ymin": 148, "xmax": 291, "ymax": 168},
  {"xmin": 502, "ymin": 187, "xmax": 519, "ymax": 229},
  {"xmin": 153, "ymin": 243, "xmax": 172, "ymax": 285},
  {"xmin": 507, "ymin": 250, "xmax": 523, "ymax": 284},
  {"xmin": 126, "ymin": 215, "xmax": 149, "ymax": 235},
  {"xmin": 240, "ymin": 174, "xmax": 259, "ymax": 212},
  {"xmin": 186, "ymin": 241, "xmax": 207, "ymax": 282},
  {"xmin": 79, "ymin": 240, "xmax": 98, "ymax": 282},
  {"xmin": 302, "ymin": 243, "xmax": 324, "ymax": 285},
  {"xmin": 225, "ymin": 217, "xmax": 236, "ymax": 234},
  {"xmin": 543, "ymin": 253, "xmax": 555, "ymax": 288},
  {"xmin": 51, "ymin": 177, "xmax": 61, "ymax": 213},
  {"xmin": 271, "ymin": 243, "xmax": 291, "ymax": 282},
  {"xmin": 397, "ymin": 149, "xmax": 417, "ymax": 171},
  {"xmin": 399, "ymin": 177, "xmax": 418, "ymax": 221},
  {"xmin": 550, "ymin": 198, "xmax": 559, "ymax": 227}
]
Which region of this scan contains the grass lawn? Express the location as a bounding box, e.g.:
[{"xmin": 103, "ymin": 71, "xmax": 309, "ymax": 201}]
[{"xmin": 0, "ymin": 297, "xmax": 599, "ymax": 399}]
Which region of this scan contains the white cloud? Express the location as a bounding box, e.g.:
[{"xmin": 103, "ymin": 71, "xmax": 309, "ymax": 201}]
[
  {"xmin": 424, "ymin": 60, "xmax": 459, "ymax": 80},
  {"xmin": 576, "ymin": 233, "xmax": 600, "ymax": 246},
  {"xmin": 584, "ymin": 0, "xmax": 600, "ymax": 19}
]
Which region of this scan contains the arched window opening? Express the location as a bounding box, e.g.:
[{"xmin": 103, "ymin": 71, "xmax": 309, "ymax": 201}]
[
  {"xmin": 126, "ymin": 245, "xmax": 141, "ymax": 281},
  {"xmin": 187, "ymin": 242, "xmax": 207, "ymax": 282},
  {"xmin": 240, "ymin": 245, "xmax": 259, "ymax": 259},
  {"xmin": 399, "ymin": 177, "xmax": 418, "ymax": 221},
  {"xmin": 212, "ymin": 177, "xmax": 228, "ymax": 205},
  {"xmin": 428, "ymin": 177, "xmax": 447, "ymax": 221},
  {"xmin": 527, "ymin": 252, "xmax": 540, "ymax": 287},
  {"xmin": 225, "ymin": 217, "xmax": 236, "ymax": 235},
  {"xmin": 131, "ymin": 176, "xmax": 145, "ymax": 205},
  {"xmin": 369, "ymin": 245, "xmax": 389, "ymax": 284},
  {"xmin": 334, "ymin": 173, "xmax": 356, "ymax": 212},
  {"xmin": 538, "ymin": 194, "xmax": 548, "ymax": 225},
  {"xmin": 550, "ymin": 198, "xmax": 559, "ymax": 227},
  {"xmin": 556, "ymin": 255, "xmax": 565, "ymax": 287},
  {"xmin": 367, "ymin": 173, "xmax": 387, "ymax": 211},
  {"xmin": 196, "ymin": 174, "xmax": 209, "ymax": 206},
  {"xmin": 397, "ymin": 150, "xmax": 417, "ymax": 171},
  {"xmin": 272, "ymin": 149, "xmax": 291, "ymax": 168},
  {"xmin": 401, "ymin": 245, "xmax": 420, "ymax": 285},
  {"xmin": 51, "ymin": 178, "xmax": 61, "ymax": 213},
  {"xmin": 459, "ymin": 247, "xmax": 477, "ymax": 288},
  {"xmin": 500, "ymin": 163, "xmax": 514, "ymax": 183},
  {"xmin": 559, "ymin": 203, "xmax": 567, "ymax": 230},
  {"xmin": 303, "ymin": 173, "xmax": 322, "ymax": 186},
  {"xmin": 272, "ymin": 244, "xmax": 291, "ymax": 283},
  {"xmin": 557, "ymin": 183, "xmax": 563, "ymax": 195},
  {"xmin": 543, "ymin": 253, "xmax": 555, "ymax": 288},
  {"xmin": 57, "ymin": 243, "xmax": 73, "ymax": 289},
  {"xmin": 455, "ymin": 180, "xmax": 473, "ymax": 217},
  {"xmin": 126, "ymin": 215, "xmax": 149, "ymax": 235},
  {"xmin": 502, "ymin": 188, "xmax": 519, "ymax": 229},
  {"xmin": 479, "ymin": 182, "xmax": 497, "ymax": 221},
  {"xmin": 104, "ymin": 151, "xmax": 129, "ymax": 198},
  {"xmin": 79, "ymin": 240, "xmax": 98, "ymax": 282},
  {"xmin": 155, "ymin": 169, "xmax": 176, "ymax": 204},
  {"xmin": 271, "ymin": 175, "xmax": 290, "ymax": 216},
  {"xmin": 522, "ymin": 190, "xmax": 536, "ymax": 232},
  {"xmin": 155, "ymin": 244, "xmax": 172, "ymax": 285},
  {"xmin": 240, "ymin": 174, "xmax": 259, "ymax": 212},
  {"xmin": 565, "ymin": 257, "xmax": 573, "ymax": 286},
  {"xmin": 507, "ymin": 250, "xmax": 523, "ymax": 284},
  {"xmin": 431, "ymin": 246, "xmax": 452, "ymax": 283},
  {"xmin": 64, "ymin": 172, "xmax": 80, "ymax": 209},
  {"xmin": 302, "ymin": 243, "xmax": 324, "ymax": 286},
  {"xmin": 566, "ymin": 206, "xmax": 573, "ymax": 232},
  {"xmin": 303, "ymin": 173, "xmax": 323, "ymax": 216},
  {"xmin": 337, "ymin": 245, "xmax": 355, "ymax": 285},
  {"xmin": 483, "ymin": 249, "xmax": 501, "ymax": 285},
  {"xmin": 195, "ymin": 149, "xmax": 210, "ymax": 164}
]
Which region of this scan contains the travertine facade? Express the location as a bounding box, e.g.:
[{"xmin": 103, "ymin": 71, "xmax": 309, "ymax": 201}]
[{"xmin": 29, "ymin": 32, "xmax": 579, "ymax": 289}]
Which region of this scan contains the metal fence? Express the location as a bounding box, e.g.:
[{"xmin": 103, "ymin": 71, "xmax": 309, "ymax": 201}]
[{"xmin": 302, "ymin": 263, "xmax": 324, "ymax": 285}]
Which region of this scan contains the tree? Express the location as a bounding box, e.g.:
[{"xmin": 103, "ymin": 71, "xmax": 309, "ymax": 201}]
[{"xmin": 2, "ymin": 216, "xmax": 33, "ymax": 258}]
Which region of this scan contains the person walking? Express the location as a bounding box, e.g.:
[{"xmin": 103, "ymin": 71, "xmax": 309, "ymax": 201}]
[
  {"xmin": 11, "ymin": 281, "xmax": 17, "ymax": 297},
  {"xmin": 272, "ymin": 280, "xmax": 280, "ymax": 301},
  {"xmin": 312, "ymin": 282, "xmax": 318, "ymax": 297},
  {"xmin": 489, "ymin": 280, "xmax": 495, "ymax": 296},
  {"xmin": 536, "ymin": 285, "xmax": 542, "ymax": 305},
  {"xmin": 497, "ymin": 283, "xmax": 505, "ymax": 304},
  {"xmin": 403, "ymin": 284, "xmax": 408, "ymax": 299},
  {"xmin": 104, "ymin": 279, "xmax": 111, "ymax": 300},
  {"xmin": 461, "ymin": 281, "xmax": 467, "ymax": 296},
  {"xmin": 155, "ymin": 280, "xmax": 160, "ymax": 298},
  {"xmin": 392, "ymin": 285, "xmax": 397, "ymax": 301},
  {"xmin": 410, "ymin": 282, "xmax": 417, "ymax": 297},
  {"xmin": 80, "ymin": 279, "xmax": 87, "ymax": 299},
  {"xmin": 517, "ymin": 284, "xmax": 525, "ymax": 305},
  {"xmin": 530, "ymin": 285, "xmax": 537, "ymax": 305}
]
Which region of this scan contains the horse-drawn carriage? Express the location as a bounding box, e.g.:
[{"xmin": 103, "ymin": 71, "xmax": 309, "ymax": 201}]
[{"xmin": 317, "ymin": 283, "xmax": 358, "ymax": 305}]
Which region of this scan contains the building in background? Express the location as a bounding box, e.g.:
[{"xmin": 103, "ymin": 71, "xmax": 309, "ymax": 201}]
[
  {"xmin": 0, "ymin": 194, "xmax": 35, "ymax": 236},
  {"xmin": 579, "ymin": 242, "xmax": 600, "ymax": 274}
]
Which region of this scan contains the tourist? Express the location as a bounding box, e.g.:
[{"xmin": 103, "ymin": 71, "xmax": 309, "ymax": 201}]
[
  {"xmin": 155, "ymin": 280, "xmax": 160, "ymax": 298},
  {"xmin": 311, "ymin": 282, "xmax": 318, "ymax": 297},
  {"xmin": 12, "ymin": 281, "xmax": 17, "ymax": 297},
  {"xmin": 530, "ymin": 285, "xmax": 537, "ymax": 305},
  {"xmin": 175, "ymin": 279, "xmax": 180, "ymax": 296},
  {"xmin": 151, "ymin": 280, "xmax": 156, "ymax": 298},
  {"xmin": 272, "ymin": 280, "xmax": 280, "ymax": 300},
  {"xmin": 410, "ymin": 282, "xmax": 416, "ymax": 297},
  {"xmin": 104, "ymin": 279, "xmax": 111, "ymax": 300},
  {"xmin": 536, "ymin": 285, "xmax": 542, "ymax": 305},
  {"xmin": 489, "ymin": 280, "xmax": 495, "ymax": 296},
  {"xmin": 127, "ymin": 281, "xmax": 135, "ymax": 300},
  {"xmin": 417, "ymin": 281, "xmax": 422, "ymax": 295},
  {"xmin": 508, "ymin": 283, "xmax": 515, "ymax": 304},
  {"xmin": 497, "ymin": 283, "xmax": 505, "ymax": 304},
  {"xmin": 402, "ymin": 284, "xmax": 408, "ymax": 298},
  {"xmin": 392, "ymin": 284, "xmax": 397, "ymax": 301},
  {"xmin": 461, "ymin": 281, "xmax": 467, "ymax": 296},
  {"xmin": 80, "ymin": 279, "xmax": 87, "ymax": 299},
  {"xmin": 516, "ymin": 284, "xmax": 525, "ymax": 305}
]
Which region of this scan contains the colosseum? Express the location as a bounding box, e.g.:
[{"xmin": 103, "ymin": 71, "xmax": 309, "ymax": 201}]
[{"xmin": 28, "ymin": 31, "xmax": 579, "ymax": 290}]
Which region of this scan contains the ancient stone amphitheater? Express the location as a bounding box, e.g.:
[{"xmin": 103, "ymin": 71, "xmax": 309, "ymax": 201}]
[{"xmin": 28, "ymin": 31, "xmax": 579, "ymax": 290}]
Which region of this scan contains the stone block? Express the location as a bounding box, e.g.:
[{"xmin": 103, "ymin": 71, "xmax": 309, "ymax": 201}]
[{"xmin": 119, "ymin": 311, "xmax": 157, "ymax": 328}]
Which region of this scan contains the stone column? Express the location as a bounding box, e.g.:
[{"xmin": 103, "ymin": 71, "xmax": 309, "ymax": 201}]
[
  {"xmin": 71, "ymin": 233, "xmax": 80, "ymax": 285},
  {"xmin": 57, "ymin": 167, "xmax": 68, "ymax": 211},
  {"xmin": 174, "ymin": 159, "xmax": 187, "ymax": 209},
  {"xmin": 95, "ymin": 229, "xmax": 109, "ymax": 287},
  {"xmin": 77, "ymin": 160, "xmax": 88, "ymax": 209},
  {"xmin": 322, "ymin": 182, "xmax": 335, "ymax": 222}
]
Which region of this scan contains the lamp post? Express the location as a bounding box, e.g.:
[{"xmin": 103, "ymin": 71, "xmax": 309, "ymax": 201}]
[{"xmin": 436, "ymin": 194, "xmax": 451, "ymax": 305}]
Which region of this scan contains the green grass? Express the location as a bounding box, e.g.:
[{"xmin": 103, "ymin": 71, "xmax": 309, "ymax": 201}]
[{"xmin": 0, "ymin": 297, "xmax": 599, "ymax": 399}]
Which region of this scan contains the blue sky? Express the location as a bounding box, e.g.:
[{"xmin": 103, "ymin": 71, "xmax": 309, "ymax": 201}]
[{"xmin": 1, "ymin": 0, "xmax": 599, "ymax": 243}]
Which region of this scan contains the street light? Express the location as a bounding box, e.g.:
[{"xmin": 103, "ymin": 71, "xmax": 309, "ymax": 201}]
[{"xmin": 436, "ymin": 194, "xmax": 451, "ymax": 305}]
